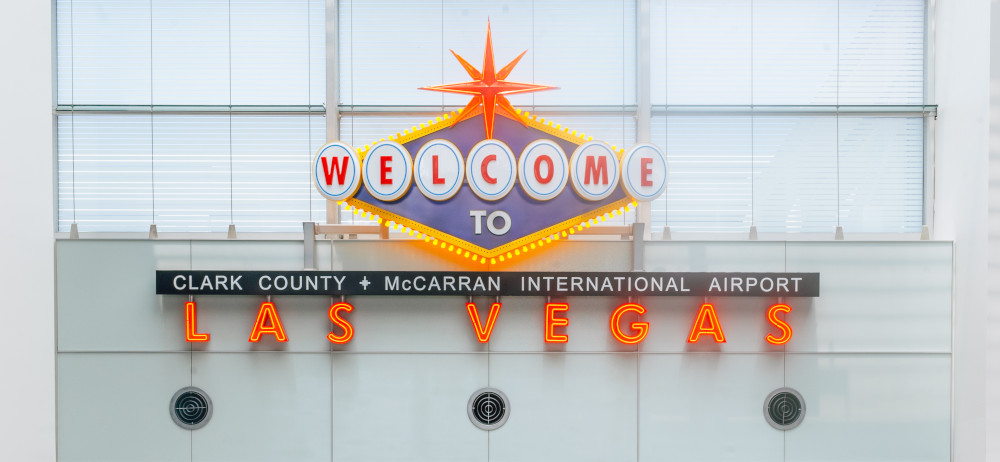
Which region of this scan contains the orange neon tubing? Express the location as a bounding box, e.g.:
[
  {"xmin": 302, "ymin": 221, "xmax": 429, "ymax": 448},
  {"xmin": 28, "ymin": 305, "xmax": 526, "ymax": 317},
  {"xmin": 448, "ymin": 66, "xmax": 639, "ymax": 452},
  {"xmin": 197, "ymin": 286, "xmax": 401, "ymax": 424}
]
[
  {"xmin": 466, "ymin": 302, "xmax": 502, "ymax": 343},
  {"xmin": 687, "ymin": 303, "xmax": 726, "ymax": 343},
  {"xmin": 328, "ymin": 302, "xmax": 355, "ymax": 344},
  {"xmin": 765, "ymin": 303, "xmax": 793, "ymax": 345},
  {"xmin": 544, "ymin": 302, "xmax": 570, "ymax": 343},
  {"xmin": 249, "ymin": 301, "xmax": 288, "ymax": 342},
  {"xmin": 184, "ymin": 301, "xmax": 210, "ymax": 342},
  {"xmin": 610, "ymin": 303, "xmax": 648, "ymax": 344}
]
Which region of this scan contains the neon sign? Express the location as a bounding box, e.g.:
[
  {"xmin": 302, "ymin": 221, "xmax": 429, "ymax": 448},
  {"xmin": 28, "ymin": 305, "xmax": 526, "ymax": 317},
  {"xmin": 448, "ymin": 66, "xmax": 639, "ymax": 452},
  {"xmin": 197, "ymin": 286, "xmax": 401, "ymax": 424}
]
[
  {"xmin": 182, "ymin": 299, "xmax": 799, "ymax": 346},
  {"xmin": 311, "ymin": 23, "xmax": 668, "ymax": 266}
]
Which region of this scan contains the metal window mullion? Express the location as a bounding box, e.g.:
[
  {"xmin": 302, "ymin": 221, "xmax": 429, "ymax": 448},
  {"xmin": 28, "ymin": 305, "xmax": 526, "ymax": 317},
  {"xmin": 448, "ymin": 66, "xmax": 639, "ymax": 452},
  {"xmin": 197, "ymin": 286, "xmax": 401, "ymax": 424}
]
[
  {"xmin": 326, "ymin": 0, "xmax": 340, "ymax": 225},
  {"xmin": 635, "ymin": 0, "xmax": 652, "ymax": 235}
]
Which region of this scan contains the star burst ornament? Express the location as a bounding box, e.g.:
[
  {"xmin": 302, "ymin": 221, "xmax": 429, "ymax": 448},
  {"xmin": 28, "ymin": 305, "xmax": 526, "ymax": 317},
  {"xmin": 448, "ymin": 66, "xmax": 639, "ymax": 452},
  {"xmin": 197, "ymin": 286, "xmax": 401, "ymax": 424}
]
[{"xmin": 420, "ymin": 21, "xmax": 556, "ymax": 139}]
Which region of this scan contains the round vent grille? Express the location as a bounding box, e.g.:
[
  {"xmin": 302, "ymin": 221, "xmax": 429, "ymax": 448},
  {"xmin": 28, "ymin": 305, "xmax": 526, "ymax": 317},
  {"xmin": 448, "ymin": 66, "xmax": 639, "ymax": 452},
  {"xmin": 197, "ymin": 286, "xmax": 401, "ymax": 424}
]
[
  {"xmin": 467, "ymin": 388, "xmax": 510, "ymax": 430},
  {"xmin": 170, "ymin": 386, "xmax": 212, "ymax": 430},
  {"xmin": 764, "ymin": 387, "xmax": 805, "ymax": 430}
]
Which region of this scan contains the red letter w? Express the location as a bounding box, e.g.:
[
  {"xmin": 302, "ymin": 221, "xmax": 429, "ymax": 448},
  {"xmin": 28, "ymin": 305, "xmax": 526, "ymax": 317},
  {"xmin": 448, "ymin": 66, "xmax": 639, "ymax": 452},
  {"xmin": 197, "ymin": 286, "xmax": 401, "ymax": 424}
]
[{"xmin": 322, "ymin": 156, "xmax": 349, "ymax": 185}]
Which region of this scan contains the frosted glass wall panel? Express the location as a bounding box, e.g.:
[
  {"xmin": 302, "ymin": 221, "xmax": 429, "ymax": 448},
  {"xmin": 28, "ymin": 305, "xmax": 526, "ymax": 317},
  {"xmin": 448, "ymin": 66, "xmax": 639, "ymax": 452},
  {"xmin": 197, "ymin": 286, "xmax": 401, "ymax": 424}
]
[
  {"xmin": 785, "ymin": 242, "xmax": 952, "ymax": 353},
  {"xmin": 488, "ymin": 354, "xmax": 638, "ymax": 462},
  {"xmin": 190, "ymin": 240, "xmax": 306, "ymax": 271},
  {"xmin": 340, "ymin": 0, "xmax": 635, "ymax": 106},
  {"xmin": 752, "ymin": 117, "xmax": 838, "ymax": 233},
  {"xmin": 784, "ymin": 354, "xmax": 950, "ymax": 462},
  {"xmin": 652, "ymin": 116, "xmax": 753, "ymax": 232},
  {"xmin": 57, "ymin": 114, "xmax": 326, "ymax": 232},
  {"xmin": 654, "ymin": 0, "xmax": 752, "ymax": 105},
  {"xmin": 838, "ymin": 117, "xmax": 923, "ymax": 233},
  {"xmin": 57, "ymin": 240, "xmax": 191, "ymax": 352},
  {"xmin": 331, "ymin": 354, "xmax": 487, "ymax": 462},
  {"xmin": 639, "ymin": 354, "xmax": 784, "ymax": 461},
  {"xmin": 58, "ymin": 353, "xmax": 192, "ymax": 462},
  {"xmin": 191, "ymin": 353, "xmax": 332, "ymax": 461},
  {"xmin": 644, "ymin": 241, "xmax": 785, "ymax": 272}
]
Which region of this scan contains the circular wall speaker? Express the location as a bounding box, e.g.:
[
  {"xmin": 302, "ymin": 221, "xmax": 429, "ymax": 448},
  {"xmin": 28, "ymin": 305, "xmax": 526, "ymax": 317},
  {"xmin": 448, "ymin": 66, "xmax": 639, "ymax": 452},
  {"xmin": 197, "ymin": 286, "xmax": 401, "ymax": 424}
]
[
  {"xmin": 467, "ymin": 387, "xmax": 510, "ymax": 431},
  {"xmin": 170, "ymin": 386, "xmax": 213, "ymax": 430},
  {"xmin": 764, "ymin": 387, "xmax": 805, "ymax": 430}
]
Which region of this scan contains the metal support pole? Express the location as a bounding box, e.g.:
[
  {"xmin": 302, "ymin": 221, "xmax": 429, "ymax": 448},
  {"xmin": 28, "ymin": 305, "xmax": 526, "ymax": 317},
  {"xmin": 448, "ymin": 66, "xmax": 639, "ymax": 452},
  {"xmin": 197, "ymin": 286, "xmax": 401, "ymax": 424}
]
[
  {"xmin": 303, "ymin": 222, "xmax": 316, "ymax": 270},
  {"xmin": 632, "ymin": 222, "xmax": 645, "ymax": 272}
]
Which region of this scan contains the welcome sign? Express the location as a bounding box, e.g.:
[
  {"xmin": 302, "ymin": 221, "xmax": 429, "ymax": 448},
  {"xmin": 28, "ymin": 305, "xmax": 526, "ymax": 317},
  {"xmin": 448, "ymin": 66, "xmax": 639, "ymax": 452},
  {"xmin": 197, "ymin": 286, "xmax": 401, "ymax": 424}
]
[
  {"xmin": 312, "ymin": 23, "xmax": 667, "ymax": 265},
  {"xmin": 168, "ymin": 24, "xmax": 821, "ymax": 349}
]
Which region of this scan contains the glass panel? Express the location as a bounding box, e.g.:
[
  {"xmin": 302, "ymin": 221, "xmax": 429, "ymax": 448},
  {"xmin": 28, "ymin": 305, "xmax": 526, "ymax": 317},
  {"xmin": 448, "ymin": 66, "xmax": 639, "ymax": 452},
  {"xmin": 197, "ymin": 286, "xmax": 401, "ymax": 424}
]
[
  {"xmin": 838, "ymin": 117, "xmax": 923, "ymax": 232},
  {"xmin": 151, "ymin": 0, "xmax": 230, "ymax": 105},
  {"xmin": 338, "ymin": 1, "xmax": 444, "ymax": 106},
  {"xmin": 656, "ymin": 0, "xmax": 752, "ymax": 105},
  {"xmin": 231, "ymin": 115, "xmax": 327, "ymax": 231},
  {"xmin": 57, "ymin": 114, "xmax": 325, "ymax": 232},
  {"xmin": 784, "ymin": 354, "xmax": 950, "ymax": 461},
  {"xmin": 152, "ymin": 115, "xmax": 231, "ymax": 232},
  {"xmin": 58, "ymin": 0, "xmax": 152, "ymax": 105},
  {"xmin": 57, "ymin": 114, "xmax": 153, "ymax": 232},
  {"xmin": 839, "ymin": 0, "xmax": 924, "ymax": 105},
  {"xmin": 57, "ymin": 0, "xmax": 324, "ymax": 106},
  {"xmin": 530, "ymin": 0, "xmax": 636, "ymax": 106},
  {"xmin": 652, "ymin": 115, "xmax": 753, "ymax": 232},
  {"xmin": 752, "ymin": 116, "xmax": 838, "ymax": 232},
  {"xmin": 339, "ymin": 0, "xmax": 635, "ymax": 106},
  {"xmin": 231, "ymin": 0, "xmax": 324, "ymax": 105},
  {"xmin": 753, "ymin": 0, "xmax": 839, "ymax": 105}
]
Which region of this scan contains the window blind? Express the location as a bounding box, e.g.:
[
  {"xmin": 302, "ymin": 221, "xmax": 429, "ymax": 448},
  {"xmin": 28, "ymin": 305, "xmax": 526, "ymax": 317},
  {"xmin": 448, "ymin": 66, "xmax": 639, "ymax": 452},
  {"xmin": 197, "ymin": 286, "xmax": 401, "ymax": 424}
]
[
  {"xmin": 57, "ymin": 114, "xmax": 327, "ymax": 232},
  {"xmin": 651, "ymin": 0, "xmax": 925, "ymax": 105},
  {"xmin": 56, "ymin": 0, "xmax": 927, "ymax": 235},
  {"xmin": 339, "ymin": 0, "xmax": 636, "ymax": 107},
  {"xmin": 56, "ymin": 0, "xmax": 326, "ymax": 232},
  {"xmin": 651, "ymin": 115, "xmax": 923, "ymax": 233}
]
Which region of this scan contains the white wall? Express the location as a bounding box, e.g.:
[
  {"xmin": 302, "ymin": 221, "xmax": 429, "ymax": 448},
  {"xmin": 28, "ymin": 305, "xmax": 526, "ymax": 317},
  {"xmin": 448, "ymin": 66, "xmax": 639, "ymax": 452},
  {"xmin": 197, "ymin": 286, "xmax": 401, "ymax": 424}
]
[
  {"xmin": 989, "ymin": 0, "xmax": 1000, "ymax": 459},
  {"xmin": 935, "ymin": 0, "xmax": 991, "ymax": 460},
  {"xmin": 55, "ymin": 240, "xmax": 953, "ymax": 461},
  {"xmin": 0, "ymin": 0, "xmax": 56, "ymax": 460}
]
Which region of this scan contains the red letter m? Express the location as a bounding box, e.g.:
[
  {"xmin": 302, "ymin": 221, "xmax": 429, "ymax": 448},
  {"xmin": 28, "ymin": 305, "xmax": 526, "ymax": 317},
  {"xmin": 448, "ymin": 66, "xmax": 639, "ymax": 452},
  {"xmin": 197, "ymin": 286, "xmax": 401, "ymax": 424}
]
[
  {"xmin": 322, "ymin": 156, "xmax": 350, "ymax": 185},
  {"xmin": 584, "ymin": 155, "xmax": 608, "ymax": 185}
]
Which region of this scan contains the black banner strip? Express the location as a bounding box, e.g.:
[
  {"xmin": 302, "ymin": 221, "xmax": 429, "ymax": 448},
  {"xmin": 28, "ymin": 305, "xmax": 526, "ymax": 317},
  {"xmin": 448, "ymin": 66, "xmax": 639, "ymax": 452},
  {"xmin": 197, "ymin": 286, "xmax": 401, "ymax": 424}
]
[{"xmin": 156, "ymin": 271, "xmax": 819, "ymax": 297}]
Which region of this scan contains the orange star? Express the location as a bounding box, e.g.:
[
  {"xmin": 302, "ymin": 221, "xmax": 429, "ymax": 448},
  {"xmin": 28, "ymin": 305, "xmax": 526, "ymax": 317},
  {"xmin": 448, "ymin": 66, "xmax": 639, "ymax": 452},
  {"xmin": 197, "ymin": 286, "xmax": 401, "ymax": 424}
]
[{"xmin": 420, "ymin": 21, "xmax": 556, "ymax": 139}]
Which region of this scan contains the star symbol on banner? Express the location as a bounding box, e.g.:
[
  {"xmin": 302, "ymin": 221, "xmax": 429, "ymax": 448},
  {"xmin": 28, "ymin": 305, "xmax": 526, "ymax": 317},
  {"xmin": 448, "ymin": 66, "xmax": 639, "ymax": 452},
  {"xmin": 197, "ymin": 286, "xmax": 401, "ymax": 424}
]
[
  {"xmin": 359, "ymin": 276, "xmax": 370, "ymax": 290},
  {"xmin": 419, "ymin": 21, "xmax": 557, "ymax": 139}
]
